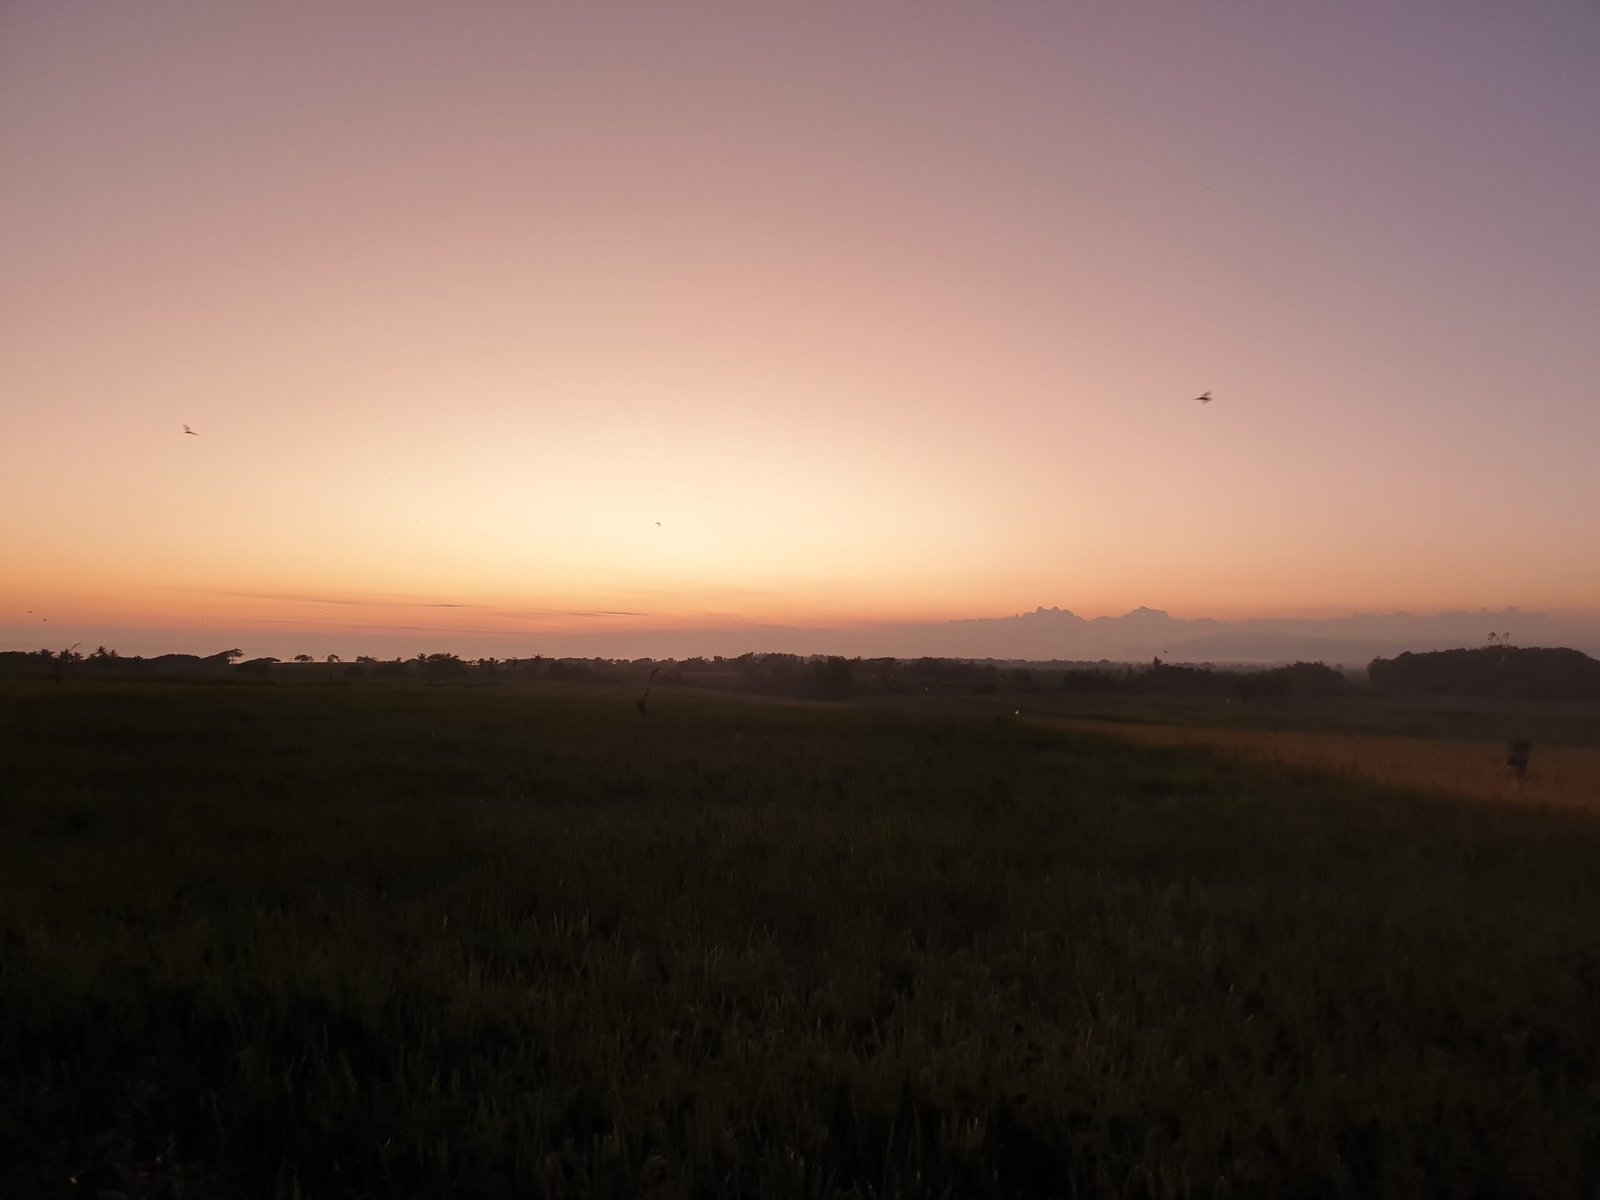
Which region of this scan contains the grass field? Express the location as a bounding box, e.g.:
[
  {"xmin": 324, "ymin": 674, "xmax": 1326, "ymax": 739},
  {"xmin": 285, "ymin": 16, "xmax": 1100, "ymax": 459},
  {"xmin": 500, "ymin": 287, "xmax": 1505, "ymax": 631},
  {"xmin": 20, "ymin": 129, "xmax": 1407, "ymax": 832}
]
[
  {"xmin": 1038, "ymin": 717, "xmax": 1600, "ymax": 812},
  {"xmin": 4, "ymin": 679, "xmax": 1599, "ymax": 1198}
]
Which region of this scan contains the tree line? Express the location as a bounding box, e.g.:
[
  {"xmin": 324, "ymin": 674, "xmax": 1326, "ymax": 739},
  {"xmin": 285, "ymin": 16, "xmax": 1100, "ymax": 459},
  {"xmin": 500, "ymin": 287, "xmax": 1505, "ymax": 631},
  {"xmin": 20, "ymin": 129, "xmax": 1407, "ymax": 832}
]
[{"xmin": 5, "ymin": 644, "xmax": 1596, "ymax": 700}]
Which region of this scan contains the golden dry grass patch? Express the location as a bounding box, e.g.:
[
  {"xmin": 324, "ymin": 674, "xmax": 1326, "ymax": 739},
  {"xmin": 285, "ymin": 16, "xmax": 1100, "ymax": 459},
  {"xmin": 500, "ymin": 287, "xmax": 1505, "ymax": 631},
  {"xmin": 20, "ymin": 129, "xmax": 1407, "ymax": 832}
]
[{"xmin": 1044, "ymin": 718, "xmax": 1600, "ymax": 810}]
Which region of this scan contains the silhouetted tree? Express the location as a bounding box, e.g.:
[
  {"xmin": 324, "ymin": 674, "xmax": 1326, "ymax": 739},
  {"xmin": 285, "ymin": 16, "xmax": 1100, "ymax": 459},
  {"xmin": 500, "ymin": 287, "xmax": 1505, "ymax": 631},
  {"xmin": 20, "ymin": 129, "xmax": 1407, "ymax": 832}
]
[
  {"xmin": 421, "ymin": 652, "xmax": 468, "ymax": 683},
  {"xmin": 1370, "ymin": 647, "xmax": 1600, "ymax": 699},
  {"xmin": 53, "ymin": 643, "xmax": 82, "ymax": 682},
  {"xmin": 1236, "ymin": 661, "xmax": 1347, "ymax": 699},
  {"xmin": 1060, "ymin": 668, "xmax": 1121, "ymax": 694},
  {"xmin": 862, "ymin": 658, "xmax": 898, "ymax": 692},
  {"xmin": 808, "ymin": 656, "xmax": 854, "ymax": 700}
]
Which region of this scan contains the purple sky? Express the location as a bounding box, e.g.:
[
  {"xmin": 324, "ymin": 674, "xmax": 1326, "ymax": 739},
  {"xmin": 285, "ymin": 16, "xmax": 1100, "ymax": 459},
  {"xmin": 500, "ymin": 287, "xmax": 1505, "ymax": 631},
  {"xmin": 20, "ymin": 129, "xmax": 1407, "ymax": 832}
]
[{"xmin": 3, "ymin": 2, "xmax": 1597, "ymax": 659}]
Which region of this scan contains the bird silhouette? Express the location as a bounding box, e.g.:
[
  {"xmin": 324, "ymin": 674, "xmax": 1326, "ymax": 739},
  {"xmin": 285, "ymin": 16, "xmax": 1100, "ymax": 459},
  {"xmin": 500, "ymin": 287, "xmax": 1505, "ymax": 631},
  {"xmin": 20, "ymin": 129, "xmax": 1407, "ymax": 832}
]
[
  {"xmin": 183, "ymin": 424, "xmax": 198, "ymax": 435},
  {"xmin": 1195, "ymin": 391, "xmax": 1213, "ymax": 404}
]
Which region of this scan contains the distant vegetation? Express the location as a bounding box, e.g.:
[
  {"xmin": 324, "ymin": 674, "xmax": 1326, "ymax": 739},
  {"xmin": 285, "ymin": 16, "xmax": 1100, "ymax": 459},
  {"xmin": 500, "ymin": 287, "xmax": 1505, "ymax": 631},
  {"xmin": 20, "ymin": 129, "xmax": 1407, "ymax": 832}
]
[
  {"xmin": 8, "ymin": 642, "xmax": 1599, "ymax": 701},
  {"xmin": 1368, "ymin": 645, "xmax": 1600, "ymax": 700},
  {"xmin": 0, "ymin": 645, "xmax": 243, "ymax": 679}
]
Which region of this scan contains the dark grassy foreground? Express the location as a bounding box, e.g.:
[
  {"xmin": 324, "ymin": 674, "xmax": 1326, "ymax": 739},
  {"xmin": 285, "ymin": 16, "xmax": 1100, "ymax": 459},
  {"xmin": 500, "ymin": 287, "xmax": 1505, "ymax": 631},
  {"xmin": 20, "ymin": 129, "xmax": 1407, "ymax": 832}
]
[{"xmin": 3, "ymin": 681, "xmax": 1599, "ymax": 1199}]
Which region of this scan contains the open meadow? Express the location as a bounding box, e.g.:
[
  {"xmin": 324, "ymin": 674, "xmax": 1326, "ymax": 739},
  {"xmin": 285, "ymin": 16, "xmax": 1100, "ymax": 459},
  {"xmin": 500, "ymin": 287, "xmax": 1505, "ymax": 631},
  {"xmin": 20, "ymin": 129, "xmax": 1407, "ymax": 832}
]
[
  {"xmin": 914, "ymin": 689, "xmax": 1600, "ymax": 813},
  {"xmin": 4, "ymin": 677, "xmax": 1600, "ymax": 1198}
]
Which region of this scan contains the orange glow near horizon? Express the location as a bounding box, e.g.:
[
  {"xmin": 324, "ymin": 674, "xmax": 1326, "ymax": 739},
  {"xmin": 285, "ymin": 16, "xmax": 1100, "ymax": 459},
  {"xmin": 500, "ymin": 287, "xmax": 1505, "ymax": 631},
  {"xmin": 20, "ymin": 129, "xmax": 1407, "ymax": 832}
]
[{"xmin": 3, "ymin": 3, "xmax": 1598, "ymax": 659}]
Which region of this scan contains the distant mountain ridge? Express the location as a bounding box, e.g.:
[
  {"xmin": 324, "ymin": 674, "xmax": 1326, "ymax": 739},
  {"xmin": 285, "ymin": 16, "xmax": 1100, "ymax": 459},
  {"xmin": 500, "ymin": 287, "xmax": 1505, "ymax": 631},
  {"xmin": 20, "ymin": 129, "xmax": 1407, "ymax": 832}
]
[{"xmin": 917, "ymin": 605, "xmax": 1600, "ymax": 665}]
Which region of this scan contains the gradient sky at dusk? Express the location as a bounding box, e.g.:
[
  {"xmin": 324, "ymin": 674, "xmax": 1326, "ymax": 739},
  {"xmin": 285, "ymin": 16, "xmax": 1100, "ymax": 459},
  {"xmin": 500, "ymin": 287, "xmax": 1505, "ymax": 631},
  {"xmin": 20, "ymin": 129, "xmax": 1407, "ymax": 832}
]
[{"xmin": 3, "ymin": 1, "xmax": 1597, "ymax": 659}]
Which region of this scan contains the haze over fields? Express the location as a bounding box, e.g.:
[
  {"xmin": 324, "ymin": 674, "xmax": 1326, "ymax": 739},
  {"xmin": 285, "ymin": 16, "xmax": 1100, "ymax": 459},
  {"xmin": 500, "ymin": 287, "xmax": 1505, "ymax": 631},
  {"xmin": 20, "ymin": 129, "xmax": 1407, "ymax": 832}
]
[
  {"xmin": 3, "ymin": 2, "xmax": 1597, "ymax": 658},
  {"xmin": 5, "ymin": 603, "xmax": 1597, "ymax": 668}
]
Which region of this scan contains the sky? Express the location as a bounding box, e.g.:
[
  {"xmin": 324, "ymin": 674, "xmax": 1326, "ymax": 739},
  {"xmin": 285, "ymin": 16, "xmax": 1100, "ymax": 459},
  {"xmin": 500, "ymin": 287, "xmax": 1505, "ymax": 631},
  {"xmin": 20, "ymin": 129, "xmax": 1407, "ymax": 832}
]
[{"xmin": 3, "ymin": 1, "xmax": 1597, "ymax": 660}]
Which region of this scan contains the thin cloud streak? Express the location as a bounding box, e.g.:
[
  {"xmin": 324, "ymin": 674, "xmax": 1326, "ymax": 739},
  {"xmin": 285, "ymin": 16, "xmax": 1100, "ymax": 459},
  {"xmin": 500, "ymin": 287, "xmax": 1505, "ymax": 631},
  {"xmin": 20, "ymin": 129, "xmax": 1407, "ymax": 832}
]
[
  {"xmin": 210, "ymin": 590, "xmax": 454, "ymax": 609},
  {"xmin": 202, "ymin": 590, "xmax": 647, "ymax": 620}
]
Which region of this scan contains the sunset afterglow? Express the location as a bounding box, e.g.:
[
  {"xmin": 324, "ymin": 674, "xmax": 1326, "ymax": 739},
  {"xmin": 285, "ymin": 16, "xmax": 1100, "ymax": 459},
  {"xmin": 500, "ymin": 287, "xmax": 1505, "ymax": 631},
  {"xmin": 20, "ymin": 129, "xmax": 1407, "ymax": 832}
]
[{"xmin": 4, "ymin": 2, "xmax": 1597, "ymax": 659}]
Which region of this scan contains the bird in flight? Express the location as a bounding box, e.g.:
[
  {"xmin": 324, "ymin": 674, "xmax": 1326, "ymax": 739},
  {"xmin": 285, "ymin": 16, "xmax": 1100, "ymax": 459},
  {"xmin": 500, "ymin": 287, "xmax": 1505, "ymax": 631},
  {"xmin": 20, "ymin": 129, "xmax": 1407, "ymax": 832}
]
[
  {"xmin": 1195, "ymin": 391, "xmax": 1213, "ymax": 404},
  {"xmin": 183, "ymin": 424, "xmax": 198, "ymax": 435}
]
